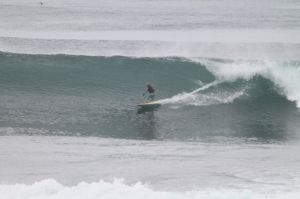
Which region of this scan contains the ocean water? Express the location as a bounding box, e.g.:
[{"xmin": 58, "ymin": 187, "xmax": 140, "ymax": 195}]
[{"xmin": 0, "ymin": 0, "xmax": 300, "ymax": 198}]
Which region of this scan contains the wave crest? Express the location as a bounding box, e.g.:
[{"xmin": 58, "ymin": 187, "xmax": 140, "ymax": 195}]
[{"xmin": 194, "ymin": 59, "xmax": 300, "ymax": 108}]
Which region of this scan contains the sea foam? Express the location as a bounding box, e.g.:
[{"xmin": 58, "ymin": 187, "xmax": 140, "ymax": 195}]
[{"xmin": 0, "ymin": 179, "xmax": 299, "ymax": 199}]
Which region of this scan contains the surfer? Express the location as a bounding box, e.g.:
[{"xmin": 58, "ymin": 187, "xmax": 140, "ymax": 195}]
[{"xmin": 143, "ymin": 83, "xmax": 155, "ymax": 101}]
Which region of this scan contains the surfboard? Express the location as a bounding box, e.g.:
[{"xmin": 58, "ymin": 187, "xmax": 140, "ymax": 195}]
[{"xmin": 137, "ymin": 100, "xmax": 161, "ymax": 107}]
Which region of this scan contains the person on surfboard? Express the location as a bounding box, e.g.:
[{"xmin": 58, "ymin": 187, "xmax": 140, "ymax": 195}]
[{"xmin": 143, "ymin": 83, "xmax": 155, "ymax": 101}]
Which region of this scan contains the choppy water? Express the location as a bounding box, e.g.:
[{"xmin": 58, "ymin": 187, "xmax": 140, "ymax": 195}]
[{"xmin": 0, "ymin": 0, "xmax": 300, "ymax": 198}]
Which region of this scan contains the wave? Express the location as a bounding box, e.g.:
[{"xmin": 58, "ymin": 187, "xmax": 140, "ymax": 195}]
[
  {"xmin": 0, "ymin": 52, "xmax": 299, "ymax": 108},
  {"xmin": 0, "ymin": 52, "xmax": 299, "ymax": 140},
  {"xmin": 194, "ymin": 59, "xmax": 300, "ymax": 108},
  {"xmin": 0, "ymin": 179, "xmax": 299, "ymax": 199}
]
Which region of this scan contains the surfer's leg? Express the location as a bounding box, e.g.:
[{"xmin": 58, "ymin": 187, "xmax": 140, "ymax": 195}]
[{"xmin": 148, "ymin": 94, "xmax": 155, "ymax": 101}]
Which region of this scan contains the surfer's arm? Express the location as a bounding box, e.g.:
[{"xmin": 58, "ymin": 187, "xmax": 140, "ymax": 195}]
[{"xmin": 143, "ymin": 89, "xmax": 149, "ymax": 96}]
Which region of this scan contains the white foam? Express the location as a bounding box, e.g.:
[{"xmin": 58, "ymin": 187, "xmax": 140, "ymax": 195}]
[
  {"xmin": 158, "ymin": 58, "xmax": 300, "ymax": 108},
  {"xmin": 161, "ymin": 90, "xmax": 245, "ymax": 107},
  {"xmin": 190, "ymin": 81, "xmax": 222, "ymax": 95},
  {"xmin": 157, "ymin": 81, "xmax": 245, "ymax": 107},
  {"xmin": 196, "ymin": 59, "xmax": 300, "ymax": 108},
  {"xmin": 0, "ymin": 127, "xmax": 75, "ymax": 136},
  {"xmin": 0, "ymin": 179, "xmax": 298, "ymax": 199}
]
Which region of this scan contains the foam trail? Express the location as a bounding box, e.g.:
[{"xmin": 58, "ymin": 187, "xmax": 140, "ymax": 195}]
[
  {"xmin": 156, "ymin": 81, "xmax": 244, "ymax": 106},
  {"xmin": 157, "ymin": 81, "xmax": 220, "ymax": 105},
  {"xmin": 190, "ymin": 81, "xmax": 222, "ymax": 94}
]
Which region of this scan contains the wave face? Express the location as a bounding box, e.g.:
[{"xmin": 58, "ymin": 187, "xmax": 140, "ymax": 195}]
[
  {"xmin": 1, "ymin": 179, "xmax": 299, "ymax": 199},
  {"xmin": 0, "ymin": 52, "xmax": 299, "ymax": 141}
]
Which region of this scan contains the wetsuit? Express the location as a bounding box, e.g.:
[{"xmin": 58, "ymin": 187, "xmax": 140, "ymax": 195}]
[{"xmin": 146, "ymin": 85, "xmax": 155, "ymax": 100}]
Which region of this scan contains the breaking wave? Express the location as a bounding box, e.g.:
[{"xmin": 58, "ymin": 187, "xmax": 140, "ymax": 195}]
[
  {"xmin": 1, "ymin": 179, "xmax": 299, "ymax": 199},
  {"xmin": 0, "ymin": 52, "xmax": 299, "ymax": 140}
]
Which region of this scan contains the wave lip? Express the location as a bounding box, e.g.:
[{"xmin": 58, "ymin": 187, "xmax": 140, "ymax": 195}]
[{"xmin": 196, "ymin": 59, "xmax": 300, "ymax": 108}]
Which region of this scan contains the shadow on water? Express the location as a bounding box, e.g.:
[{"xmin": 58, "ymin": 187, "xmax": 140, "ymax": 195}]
[
  {"xmin": 137, "ymin": 104, "xmax": 161, "ymax": 114},
  {"xmin": 135, "ymin": 106, "xmax": 160, "ymax": 140}
]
